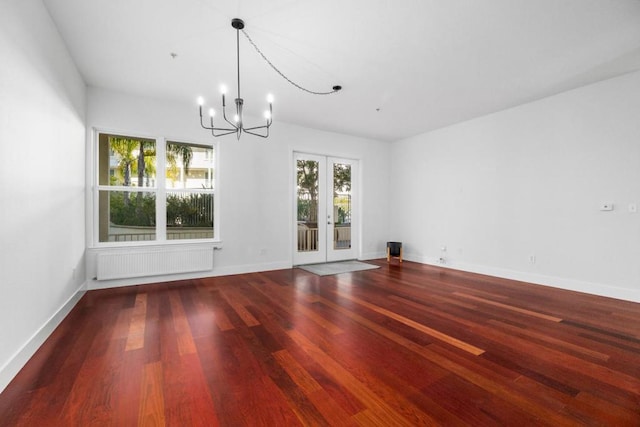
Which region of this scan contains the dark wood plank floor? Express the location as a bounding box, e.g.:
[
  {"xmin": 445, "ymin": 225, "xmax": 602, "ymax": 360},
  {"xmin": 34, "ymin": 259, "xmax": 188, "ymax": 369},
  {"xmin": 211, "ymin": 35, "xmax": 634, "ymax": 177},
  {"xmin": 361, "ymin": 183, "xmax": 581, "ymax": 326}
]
[{"xmin": 1, "ymin": 260, "xmax": 639, "ymax": 426}]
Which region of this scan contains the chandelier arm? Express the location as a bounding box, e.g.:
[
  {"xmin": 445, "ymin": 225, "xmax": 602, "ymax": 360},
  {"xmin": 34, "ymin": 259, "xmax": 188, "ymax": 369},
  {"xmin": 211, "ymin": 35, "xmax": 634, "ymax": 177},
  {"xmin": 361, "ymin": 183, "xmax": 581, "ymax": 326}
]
[
  {"xmin": 223, "ymin": 117, "xmax": 239, "ymax": 130},
  {"xmin": 208, "ymin": 126, "xmax": 237, "ymax": 132},
  {"xmin": 199, "ymin": 111, "xmax": 236, "ymax": 132},
  {"xmin": 199, "ymin": 114, "xmax": 211, "ymax": 130},
  {"xmin": 202, "ymin": 124, "xmax": 237, "ymax": 133},
  {"xmin": 241, "ymin": 29, "xmax": 341, "ymax": 96},
  {"xmin": 221, "ymin": 104, "xmax": 239, "ymax": 130},
  {"xmin": 199, "ymin": 105, "xmax": 238, "ymax": 132},
  {"xmin": 243, "ymin": 122, "xmax": 271, "ymax": 131},
  {"xmin": 198, "ymin": 107, "xmax": 211, "ymax": 129},
  {"xmin": 211, "ymin": 129, "xmax": 239, "ymax": 137},
  {"xmin": 243, "ymin": 128, "xmax": 269, "ymax": 138},
  {"xmin": 203, "ymin": 124, "xmax": 237, "ymax": 133}
]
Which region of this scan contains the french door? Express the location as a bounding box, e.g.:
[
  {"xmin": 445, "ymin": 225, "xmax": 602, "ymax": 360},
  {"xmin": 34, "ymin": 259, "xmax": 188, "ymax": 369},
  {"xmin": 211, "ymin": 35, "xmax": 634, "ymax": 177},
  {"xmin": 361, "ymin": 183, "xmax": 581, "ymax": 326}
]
[{"xmin": 293, "ymin": 153, "xmax": 359, "ymax": 265}]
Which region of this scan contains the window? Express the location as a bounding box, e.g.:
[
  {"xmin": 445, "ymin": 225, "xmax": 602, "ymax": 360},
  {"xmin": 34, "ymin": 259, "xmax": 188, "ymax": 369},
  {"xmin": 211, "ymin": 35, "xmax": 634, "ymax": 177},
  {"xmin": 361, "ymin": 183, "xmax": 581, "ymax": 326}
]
[
  {"xmin": 166, "ymin": 141, "xmax": 214, "ymax": 240},
  {"xmin": 96, "ymin": 132, "xmax": 216, "ymax": 244},
  {"xmin": 97, "ymin": 134, "xmax": 157, "ymax": 242}
]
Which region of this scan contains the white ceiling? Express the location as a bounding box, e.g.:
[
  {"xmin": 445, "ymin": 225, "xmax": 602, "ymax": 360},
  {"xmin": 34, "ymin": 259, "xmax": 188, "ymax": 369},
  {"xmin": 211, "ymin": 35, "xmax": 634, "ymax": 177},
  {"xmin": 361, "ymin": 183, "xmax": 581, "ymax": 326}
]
[{"xmin": 43, "ymin": 0, "xmax": 640, "ymax": 142}]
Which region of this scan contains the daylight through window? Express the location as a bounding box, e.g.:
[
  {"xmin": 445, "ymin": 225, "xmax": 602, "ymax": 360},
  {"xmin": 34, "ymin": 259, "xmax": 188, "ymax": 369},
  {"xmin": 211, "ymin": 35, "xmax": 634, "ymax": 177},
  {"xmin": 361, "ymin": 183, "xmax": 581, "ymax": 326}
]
[{"xmin": 96, "ymin": 133, "xmax": 215, "ymax": 243}]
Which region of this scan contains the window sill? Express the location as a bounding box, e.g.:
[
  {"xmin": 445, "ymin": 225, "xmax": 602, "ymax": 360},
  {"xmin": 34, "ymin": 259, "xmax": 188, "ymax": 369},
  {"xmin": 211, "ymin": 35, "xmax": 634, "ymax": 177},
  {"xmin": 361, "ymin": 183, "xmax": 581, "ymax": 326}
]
[{"xmin": 89, "ymin": 240, "xmax": 223, "ymax": 251}]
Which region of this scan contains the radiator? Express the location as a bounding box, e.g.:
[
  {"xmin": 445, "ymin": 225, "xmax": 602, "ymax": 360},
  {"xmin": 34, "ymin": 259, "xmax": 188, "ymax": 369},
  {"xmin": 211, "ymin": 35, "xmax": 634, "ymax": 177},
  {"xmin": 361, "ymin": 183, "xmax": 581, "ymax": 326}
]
[{"xmin": 96, "ymin": 246, "xmax": 214, "ymax": 280}]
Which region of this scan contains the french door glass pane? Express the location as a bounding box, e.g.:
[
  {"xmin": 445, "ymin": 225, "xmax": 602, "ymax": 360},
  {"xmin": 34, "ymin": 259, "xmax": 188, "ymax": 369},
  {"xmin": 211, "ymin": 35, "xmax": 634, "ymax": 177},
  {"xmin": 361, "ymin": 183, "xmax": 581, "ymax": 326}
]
[
  {"xmin": 297, "ymin": 160, "xmax": 319, "ymax": 252},
  {"xmin": 333, "ymin": 163, "xmax": 352, "ymax": 250}
]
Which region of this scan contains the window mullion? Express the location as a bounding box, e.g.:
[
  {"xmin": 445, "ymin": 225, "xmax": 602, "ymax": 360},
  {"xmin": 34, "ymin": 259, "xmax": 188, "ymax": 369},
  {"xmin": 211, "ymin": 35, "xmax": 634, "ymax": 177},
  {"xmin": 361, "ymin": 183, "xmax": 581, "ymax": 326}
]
[{"xmin": 156, "ymin": 137, "xmax": 167, "ymax": 242}]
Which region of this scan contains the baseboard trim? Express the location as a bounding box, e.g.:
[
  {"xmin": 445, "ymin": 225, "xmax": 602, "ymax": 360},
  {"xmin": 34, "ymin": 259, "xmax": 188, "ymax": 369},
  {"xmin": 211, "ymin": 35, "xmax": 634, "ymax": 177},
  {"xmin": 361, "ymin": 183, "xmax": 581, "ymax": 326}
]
[
  {"xmin": 360, "ymin": 251, "xmax": 387, "ymax": 261},
  {"xmin": 206, "ymin": 261, "xmax": 292, "ymax": 278},
  {"xmin": 403, "ymin": 253, "xmax": 640, "ymax": 303},
  {"xmin": 0, "ymin": 282, "xmax": 87, "ymax": 394}
]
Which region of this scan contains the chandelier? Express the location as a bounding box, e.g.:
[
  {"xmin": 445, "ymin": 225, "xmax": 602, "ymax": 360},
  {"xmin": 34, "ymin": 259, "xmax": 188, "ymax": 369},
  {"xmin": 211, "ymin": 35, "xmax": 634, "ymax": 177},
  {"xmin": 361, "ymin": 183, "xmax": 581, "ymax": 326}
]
[{"xmin": 198, "ymin": 18, "xmax": 342, "ymax": 140}]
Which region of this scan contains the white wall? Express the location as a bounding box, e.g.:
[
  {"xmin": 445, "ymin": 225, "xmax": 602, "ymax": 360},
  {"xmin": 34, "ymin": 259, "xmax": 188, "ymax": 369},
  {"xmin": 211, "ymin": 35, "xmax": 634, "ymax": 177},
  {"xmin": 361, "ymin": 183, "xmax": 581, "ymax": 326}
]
[
  {"xmin": 391, "ymin": 71, "xmax": 640, "ymax": 302},
  {"xmin": 0, "ymin": 0, "xmax": 87, "ymax": 391},
  {"xmin": 85, "ymin": 87, "xmax": 390, "ymax": 287}
]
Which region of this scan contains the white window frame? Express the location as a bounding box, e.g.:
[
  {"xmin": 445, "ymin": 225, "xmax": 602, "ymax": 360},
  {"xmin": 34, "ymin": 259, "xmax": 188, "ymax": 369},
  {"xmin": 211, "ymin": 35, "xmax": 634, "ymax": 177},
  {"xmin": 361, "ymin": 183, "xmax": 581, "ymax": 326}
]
[{"xmin": 90, "ymin": 128, "xmax": 220, "ymax": 248}]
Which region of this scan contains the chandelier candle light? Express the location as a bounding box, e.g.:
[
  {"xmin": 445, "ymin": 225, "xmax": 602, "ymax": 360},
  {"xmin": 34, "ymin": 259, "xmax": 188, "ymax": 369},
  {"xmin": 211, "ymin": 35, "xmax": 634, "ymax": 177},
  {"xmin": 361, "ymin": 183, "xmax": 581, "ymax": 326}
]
[{"xmin": 197, "ymin": 18, "xmax": 342, "ymax": 140}]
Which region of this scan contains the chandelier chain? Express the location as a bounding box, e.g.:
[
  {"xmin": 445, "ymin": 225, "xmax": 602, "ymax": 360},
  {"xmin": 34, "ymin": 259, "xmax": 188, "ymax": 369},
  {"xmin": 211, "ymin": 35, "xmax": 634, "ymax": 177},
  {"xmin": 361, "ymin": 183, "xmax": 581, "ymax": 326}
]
[{"xmin": 241, "ymin": 29, "xmax": 340, "ymax": 96}]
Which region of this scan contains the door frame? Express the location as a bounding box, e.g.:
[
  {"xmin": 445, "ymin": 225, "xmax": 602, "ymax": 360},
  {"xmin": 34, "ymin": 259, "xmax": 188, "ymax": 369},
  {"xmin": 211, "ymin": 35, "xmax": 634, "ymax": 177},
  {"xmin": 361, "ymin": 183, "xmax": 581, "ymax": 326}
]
[{"xmin": 292, "ymin": 151, "xmax": 360, "ymax": 266}]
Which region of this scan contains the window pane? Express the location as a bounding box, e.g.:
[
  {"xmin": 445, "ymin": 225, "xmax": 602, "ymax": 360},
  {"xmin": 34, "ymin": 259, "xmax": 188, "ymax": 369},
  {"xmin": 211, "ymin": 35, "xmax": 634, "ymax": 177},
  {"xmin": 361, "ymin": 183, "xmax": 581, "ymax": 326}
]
[
  {"xmin": 333, "ymin": 163, "xmax": 352, "ymax": 249},
  {"xmin": 297, "ymin": 160, "xmax": 319, "ymax": 252},
  {"xmin": 166, "ymin": 192, "xmax": 214, "ymax": 240},
  {"xmin": 166, "ymin": 141, "xmax": 214, "ymax": 190},
  {"xmin": 98, "ymin": 191, "xmax": 156, "ymax": 242},
  {"xmin": 98, "ymin": 134, "xmax": 156, "ymax": 187}
]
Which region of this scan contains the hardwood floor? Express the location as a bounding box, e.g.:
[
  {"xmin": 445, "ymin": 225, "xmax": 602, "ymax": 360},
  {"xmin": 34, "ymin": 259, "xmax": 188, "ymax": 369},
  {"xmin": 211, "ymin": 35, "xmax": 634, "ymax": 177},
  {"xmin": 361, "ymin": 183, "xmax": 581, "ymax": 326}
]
[{"xmin": 1, "ymin": 260, "xmax": 639, "ymax": 426}]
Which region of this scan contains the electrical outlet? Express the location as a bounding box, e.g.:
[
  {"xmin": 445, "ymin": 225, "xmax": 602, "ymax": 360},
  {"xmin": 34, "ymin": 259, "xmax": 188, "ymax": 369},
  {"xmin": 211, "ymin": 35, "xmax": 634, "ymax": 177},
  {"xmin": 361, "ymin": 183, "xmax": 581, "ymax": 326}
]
[
  {"xmin": 600, "ymin": 202, "xmax": 614, "ymax": 211},
  {"xmin": 629, "ymin": 203, "xmax": 637, "ymax": 213},
  {"xmin": 529, "ymin": 255, "xmax": 536, "ymax": 264}
]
